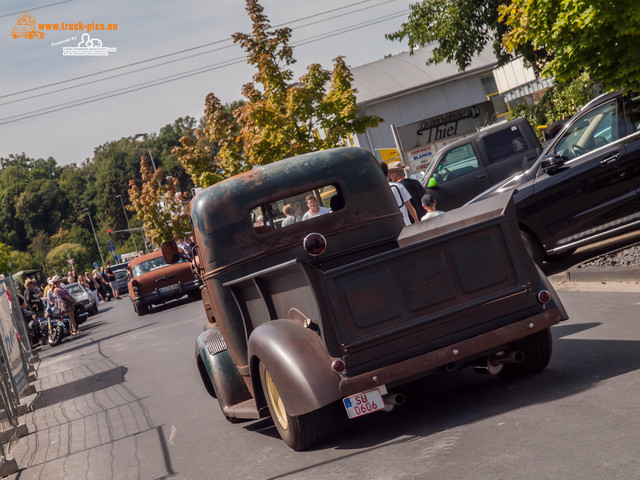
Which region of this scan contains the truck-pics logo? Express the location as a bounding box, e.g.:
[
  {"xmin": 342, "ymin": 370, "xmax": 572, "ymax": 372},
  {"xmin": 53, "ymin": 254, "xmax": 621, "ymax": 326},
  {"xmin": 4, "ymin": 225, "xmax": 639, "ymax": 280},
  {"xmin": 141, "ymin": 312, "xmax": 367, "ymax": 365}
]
[
  {"xmin": 11, "ymin": 11, "xmax": 118, "ymax": 41},
  {"xmin": 11, "ymin": 12, "xmax": 44, "ymax": 39}
]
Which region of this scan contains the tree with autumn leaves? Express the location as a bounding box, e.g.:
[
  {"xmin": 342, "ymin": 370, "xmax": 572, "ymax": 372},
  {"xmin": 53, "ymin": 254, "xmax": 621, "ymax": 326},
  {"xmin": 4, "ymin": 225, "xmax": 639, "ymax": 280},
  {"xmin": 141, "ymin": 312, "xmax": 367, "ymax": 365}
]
[
  {"xmin": 127, "ymin": 157, "xmax": 191, "ymax": 245},
  {"xmin": 173, "ymin": 0, "xmax": 382, "ymax": 188}
]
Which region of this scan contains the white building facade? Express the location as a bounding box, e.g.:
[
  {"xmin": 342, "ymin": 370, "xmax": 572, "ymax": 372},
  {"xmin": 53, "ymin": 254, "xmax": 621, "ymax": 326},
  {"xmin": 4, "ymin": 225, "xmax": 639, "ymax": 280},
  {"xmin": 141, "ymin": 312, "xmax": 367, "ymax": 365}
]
[{"xmin": 349, "ymin": 45, "xmax": 543, "ymax": 174}]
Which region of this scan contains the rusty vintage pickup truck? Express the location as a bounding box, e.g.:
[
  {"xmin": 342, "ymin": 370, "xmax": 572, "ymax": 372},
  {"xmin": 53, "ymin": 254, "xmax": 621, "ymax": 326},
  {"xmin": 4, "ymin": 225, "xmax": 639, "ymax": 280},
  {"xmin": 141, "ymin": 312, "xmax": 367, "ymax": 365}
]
[{"xmin": 162, "ymin": 147, "xmax": 568, "ymax": 450}]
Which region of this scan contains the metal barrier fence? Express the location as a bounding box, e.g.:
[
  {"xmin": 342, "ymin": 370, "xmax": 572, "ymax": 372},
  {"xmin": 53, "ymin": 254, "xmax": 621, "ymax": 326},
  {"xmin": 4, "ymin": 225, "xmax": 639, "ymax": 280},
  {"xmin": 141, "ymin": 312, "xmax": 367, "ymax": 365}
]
[{"xmin": 0, "ymin": 275, "xmax": 36, "ymax": 476}]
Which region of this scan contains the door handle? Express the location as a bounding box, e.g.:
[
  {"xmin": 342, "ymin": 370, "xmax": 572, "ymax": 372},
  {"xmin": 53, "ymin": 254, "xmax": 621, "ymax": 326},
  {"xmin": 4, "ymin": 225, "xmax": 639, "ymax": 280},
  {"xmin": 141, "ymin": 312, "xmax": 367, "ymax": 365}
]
[
  {"xmin": 600, "ymin": 152, "xmax": 620, "ymax": 165},
  {"xmin": 477, "ymin": 174, "xmax": 488, "ymax": 179}
]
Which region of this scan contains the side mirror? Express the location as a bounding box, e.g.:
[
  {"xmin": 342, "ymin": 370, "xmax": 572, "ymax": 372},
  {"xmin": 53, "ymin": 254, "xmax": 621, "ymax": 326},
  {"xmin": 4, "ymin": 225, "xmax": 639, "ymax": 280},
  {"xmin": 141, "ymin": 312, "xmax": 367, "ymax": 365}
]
[
  {"xmin": 161, "ymin": 241, "xmax": 181, "ymax": 264},
  {"xmin": 427, "ymin": 177, "xmax": 438, "ymax": 188},
  {"xmin": 540, "ymin": 155, "xmax": 565, "ymax": 174}
]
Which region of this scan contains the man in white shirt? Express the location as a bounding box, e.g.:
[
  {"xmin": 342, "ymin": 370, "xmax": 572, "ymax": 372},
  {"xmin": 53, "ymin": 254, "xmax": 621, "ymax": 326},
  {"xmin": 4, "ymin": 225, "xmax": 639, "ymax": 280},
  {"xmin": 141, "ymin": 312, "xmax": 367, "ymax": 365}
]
[
  {"xmin": 383, "ymin": 162, "xmax": 419, "ymax": 225},
  {"xmin": 302, "ymin": 194, "xmax": 329, "ymax": 220}
]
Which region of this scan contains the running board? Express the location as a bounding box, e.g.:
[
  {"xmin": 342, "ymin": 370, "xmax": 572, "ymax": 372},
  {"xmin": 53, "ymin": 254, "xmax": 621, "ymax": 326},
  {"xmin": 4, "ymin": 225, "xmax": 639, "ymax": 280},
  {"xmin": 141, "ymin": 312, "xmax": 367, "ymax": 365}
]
[{"xmin": 546, "ymin": 218, "xmax": 640, "ymax": 254}]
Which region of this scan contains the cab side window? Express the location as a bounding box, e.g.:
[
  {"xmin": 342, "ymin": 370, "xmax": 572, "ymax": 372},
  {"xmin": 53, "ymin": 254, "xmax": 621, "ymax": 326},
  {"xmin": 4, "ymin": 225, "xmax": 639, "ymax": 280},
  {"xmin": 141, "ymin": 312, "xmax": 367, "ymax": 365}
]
[
  {"xmin": 433, "ymin": 144, "xmax": 480, "ymax": 183},
  {"xmin": 482, "ymin": 125, "xmax": 527, "ymax": 163},
  {"xmin": 553, "ymin": 101, "xmax": 620, "ymax": 160}
]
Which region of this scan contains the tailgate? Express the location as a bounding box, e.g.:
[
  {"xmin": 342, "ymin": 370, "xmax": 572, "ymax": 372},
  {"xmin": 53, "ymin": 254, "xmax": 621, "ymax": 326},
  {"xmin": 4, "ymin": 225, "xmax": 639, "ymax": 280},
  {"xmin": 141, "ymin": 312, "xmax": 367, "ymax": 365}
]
[{"xmin": 323, "ymin": 193, "xmax": 542, "ymax": 374}]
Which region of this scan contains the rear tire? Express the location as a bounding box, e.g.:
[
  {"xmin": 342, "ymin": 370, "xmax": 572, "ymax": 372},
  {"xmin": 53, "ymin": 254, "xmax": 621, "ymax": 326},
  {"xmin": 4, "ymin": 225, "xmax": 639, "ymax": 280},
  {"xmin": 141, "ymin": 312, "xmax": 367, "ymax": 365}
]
[
  {"xmin": 499, "ymin": 328, "xmax": 552, "ymax": 380},
  {"xmin": 520, "ymin": 229, "xmax": 544, "ymax": 267},
  {"xmin": 259, "ymin": 362, "xmax": 338, "ymax": 451}
]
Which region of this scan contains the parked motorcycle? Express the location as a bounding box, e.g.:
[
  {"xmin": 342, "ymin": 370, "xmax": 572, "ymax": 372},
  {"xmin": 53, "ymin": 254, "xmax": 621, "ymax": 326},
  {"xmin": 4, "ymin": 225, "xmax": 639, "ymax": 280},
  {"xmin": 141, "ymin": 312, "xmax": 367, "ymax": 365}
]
[
  {"xmin": 24, "ymin": 308, "xmax": 48, "ymax": 347},
  {"xmin": 45, "ymin": 304, "xmax": 88, "ymax": 346}
]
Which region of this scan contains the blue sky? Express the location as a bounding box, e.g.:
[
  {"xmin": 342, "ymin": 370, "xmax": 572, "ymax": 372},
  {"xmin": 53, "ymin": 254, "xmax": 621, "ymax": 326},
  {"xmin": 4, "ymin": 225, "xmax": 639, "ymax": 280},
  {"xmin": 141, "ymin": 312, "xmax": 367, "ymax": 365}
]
[{"xmin": 1, "ymin": 0, "xmax": 412, "ymax": 165}]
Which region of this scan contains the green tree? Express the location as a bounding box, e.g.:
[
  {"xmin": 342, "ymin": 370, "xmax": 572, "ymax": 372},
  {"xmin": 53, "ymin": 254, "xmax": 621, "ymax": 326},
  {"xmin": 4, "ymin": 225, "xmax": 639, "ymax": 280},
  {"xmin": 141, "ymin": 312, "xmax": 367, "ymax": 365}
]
[
  {"xmin": 0, "ymin": 243, "xmax": 11, "ymax": 275},
  {"xmin": 127, "ymin": 158, "xmax": 191, "ymax": 246},
  {"xmin": 385, "ymin": 0, "xmax": 544, "ymax": 72},
  {"xmin": 174, "ymin": 0, "xmax": 382, "ymax": 187},
  {"xmin": 499, "ymin": 0, "xmax": 640, "ymax": 91},
  {"xmin": 508, "ymin": 74, "xmax": 600, "ymax": 137},
  {"xmin": 45, "ymin": 243, "xmax": 90, "ymax": 275}
]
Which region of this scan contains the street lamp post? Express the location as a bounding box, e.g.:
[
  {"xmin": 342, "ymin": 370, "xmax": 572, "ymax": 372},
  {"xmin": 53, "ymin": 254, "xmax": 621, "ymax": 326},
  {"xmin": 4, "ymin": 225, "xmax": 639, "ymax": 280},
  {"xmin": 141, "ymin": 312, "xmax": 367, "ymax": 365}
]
[
  {"xmin": 84, "ymin": 208, "xmax": 105, "ymax": 267},
  {"xmin": 134, "ymin": 133, "xmax": 157, "ymax": 172},
  {"xmin": 116, "ymin": 194, "xmax": 139, "ymax": 253}
]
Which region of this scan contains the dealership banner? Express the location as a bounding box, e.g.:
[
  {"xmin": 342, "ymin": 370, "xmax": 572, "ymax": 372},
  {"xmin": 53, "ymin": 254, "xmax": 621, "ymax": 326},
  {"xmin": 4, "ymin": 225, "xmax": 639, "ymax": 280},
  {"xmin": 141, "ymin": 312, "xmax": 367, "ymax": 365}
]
[{"xmin": 0, "ymin": 278, "xmax": 28, "ymax": 396}]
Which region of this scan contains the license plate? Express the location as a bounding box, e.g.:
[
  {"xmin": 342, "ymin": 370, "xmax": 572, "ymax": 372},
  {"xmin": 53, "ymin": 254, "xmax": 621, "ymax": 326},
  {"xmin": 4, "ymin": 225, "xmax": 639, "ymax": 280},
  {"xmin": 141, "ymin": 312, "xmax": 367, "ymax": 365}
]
[
  {"xmin": 158, "ymin": 284, "xmax": 179, "ymax": 294},
  {"xmin": 343, "ymin": 387, "xmax": 385, "ymax": 419}
]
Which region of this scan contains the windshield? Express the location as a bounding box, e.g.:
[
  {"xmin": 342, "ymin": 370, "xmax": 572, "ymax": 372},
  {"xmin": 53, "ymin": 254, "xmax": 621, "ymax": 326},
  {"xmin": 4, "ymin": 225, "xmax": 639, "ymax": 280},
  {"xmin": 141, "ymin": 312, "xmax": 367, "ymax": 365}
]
[
  {"xmin": 132, "ymin": 256, "xmax": 184, "ymax": 277},
  {"xmin": 66, "ymin": 284, "xmax": 84, "ymax": 295}
]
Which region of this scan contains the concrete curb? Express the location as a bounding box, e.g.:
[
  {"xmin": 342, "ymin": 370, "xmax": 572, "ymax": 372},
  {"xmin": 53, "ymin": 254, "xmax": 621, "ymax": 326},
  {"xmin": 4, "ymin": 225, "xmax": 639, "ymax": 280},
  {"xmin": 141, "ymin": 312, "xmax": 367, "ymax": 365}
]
[{"xmin": 563, "ymin": 266, "xmax": 640, "ymax": 283}]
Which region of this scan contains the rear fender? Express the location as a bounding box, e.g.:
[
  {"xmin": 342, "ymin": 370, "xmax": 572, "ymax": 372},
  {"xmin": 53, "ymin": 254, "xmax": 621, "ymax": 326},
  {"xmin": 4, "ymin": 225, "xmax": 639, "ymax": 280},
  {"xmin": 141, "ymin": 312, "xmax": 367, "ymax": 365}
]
[
  {"xmin": 248, "ymin": 319, "xmax": 341, "ymax": 417},
  {"xmin": 195, "ymin": 327, "xmax": 252, "ymax": 408}
]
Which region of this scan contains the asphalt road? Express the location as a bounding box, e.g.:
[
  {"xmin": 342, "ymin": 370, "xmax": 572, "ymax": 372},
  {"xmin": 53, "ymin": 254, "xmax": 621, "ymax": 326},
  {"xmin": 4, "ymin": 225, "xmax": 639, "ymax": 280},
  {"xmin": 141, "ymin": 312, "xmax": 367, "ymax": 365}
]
[{"xmin": 10, "ymin": 285, "xmax": 640, "ymax": 479}]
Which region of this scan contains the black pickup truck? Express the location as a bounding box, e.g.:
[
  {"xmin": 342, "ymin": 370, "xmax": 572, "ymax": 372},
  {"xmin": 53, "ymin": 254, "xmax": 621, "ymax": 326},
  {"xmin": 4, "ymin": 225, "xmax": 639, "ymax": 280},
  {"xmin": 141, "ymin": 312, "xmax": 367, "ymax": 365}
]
[
  {"xmin": 163, "ymin": 147, "xmax": 567, "ymax": 450},
  {"xmin": 420, "ymin": 117, "xmax": 541, "ymax": 210}
]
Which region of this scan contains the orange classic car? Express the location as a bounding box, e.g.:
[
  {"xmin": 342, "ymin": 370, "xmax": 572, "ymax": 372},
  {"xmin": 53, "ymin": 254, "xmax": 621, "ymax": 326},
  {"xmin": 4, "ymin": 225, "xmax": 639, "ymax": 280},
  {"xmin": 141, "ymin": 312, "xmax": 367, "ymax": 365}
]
[{"xmin": 127, "ymin": 249, "xmax": 200, "ymax": 316}]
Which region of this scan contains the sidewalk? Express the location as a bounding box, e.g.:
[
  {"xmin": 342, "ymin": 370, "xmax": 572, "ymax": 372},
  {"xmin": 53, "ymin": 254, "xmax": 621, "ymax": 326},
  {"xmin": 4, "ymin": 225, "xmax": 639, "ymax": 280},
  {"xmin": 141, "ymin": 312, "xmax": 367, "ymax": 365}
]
[{"xmin": 6, "ymin": 332, "xmax": 170, "ymax": 479}]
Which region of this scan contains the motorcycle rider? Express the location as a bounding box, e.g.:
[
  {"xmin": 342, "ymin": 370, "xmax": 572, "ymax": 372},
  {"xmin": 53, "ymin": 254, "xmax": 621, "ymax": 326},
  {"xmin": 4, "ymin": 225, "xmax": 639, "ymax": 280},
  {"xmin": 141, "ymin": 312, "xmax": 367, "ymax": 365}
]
[
  {"xmin": 24, "ymin": 279, "xmax": 45, "ymax": 317},
  {"xmin": 24, "ymin": 279, "xmax": 46, "ymax": 344}
]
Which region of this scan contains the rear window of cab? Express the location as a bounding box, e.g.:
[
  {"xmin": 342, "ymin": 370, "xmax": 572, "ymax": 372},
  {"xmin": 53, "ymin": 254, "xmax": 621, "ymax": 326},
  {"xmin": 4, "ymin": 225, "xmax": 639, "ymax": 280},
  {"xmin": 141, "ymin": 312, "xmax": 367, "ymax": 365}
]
[{"xmin": 250, "ymin": 184, "xmax": 344, "ymax": 234}]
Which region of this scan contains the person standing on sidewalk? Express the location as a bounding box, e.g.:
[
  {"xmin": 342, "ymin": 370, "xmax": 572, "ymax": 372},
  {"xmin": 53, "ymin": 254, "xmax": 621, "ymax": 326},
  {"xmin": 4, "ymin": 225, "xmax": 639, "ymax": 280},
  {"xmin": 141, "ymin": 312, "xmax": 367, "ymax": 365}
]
[
  {"xmin": 100, "ymin": 267, "xmax": 113, "ymax": 300},
  {"xmin": 105, "ymin": 261, "xmax": 121, "ymax": 300},
  {"xmin": 52, "ymin": 275, "xmax": 80, "ymax": 336},
  {"xmin": 381, "ymin": 162, "xmax": 419, "ymax": 225},
  {"xmin": 92, "ymin": 269, "xmax": 107, "ymax": 303}
]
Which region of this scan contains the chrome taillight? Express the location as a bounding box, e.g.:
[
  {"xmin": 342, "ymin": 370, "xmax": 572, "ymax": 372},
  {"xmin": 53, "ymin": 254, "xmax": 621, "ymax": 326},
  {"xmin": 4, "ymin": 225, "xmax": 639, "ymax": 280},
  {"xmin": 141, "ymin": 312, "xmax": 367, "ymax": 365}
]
[
  {"xmin": 331, "ymin": 360, "xmax": 346, "ymax": 373},
  {"xmin": 537, "ymin": 290, "xmax": 551, "ymax": 304},
  {"xmin": 303, "ymin": 233, "xmax": 327, "ymax": 256}
]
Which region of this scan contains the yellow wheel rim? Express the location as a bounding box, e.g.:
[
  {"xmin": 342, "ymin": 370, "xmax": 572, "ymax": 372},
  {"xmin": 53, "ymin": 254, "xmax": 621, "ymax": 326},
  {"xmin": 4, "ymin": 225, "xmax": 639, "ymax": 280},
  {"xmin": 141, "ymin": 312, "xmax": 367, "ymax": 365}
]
[{"xmin": 265, "ymin": 369, "xmax": 288, "ymax": 430}]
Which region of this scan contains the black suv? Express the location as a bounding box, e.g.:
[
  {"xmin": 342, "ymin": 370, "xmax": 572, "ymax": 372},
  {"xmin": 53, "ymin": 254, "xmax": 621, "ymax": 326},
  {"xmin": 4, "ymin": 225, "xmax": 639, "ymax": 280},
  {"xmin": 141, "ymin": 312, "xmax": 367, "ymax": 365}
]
[{"xmin": 469, "ymin": 91, "xmax": 640, "ymax": 265}]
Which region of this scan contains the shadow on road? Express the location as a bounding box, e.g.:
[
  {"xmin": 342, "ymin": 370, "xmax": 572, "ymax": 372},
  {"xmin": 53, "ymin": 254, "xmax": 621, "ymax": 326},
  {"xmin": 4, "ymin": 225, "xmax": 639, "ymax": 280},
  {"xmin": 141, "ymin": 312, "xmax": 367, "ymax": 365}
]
[
  {"xmin": 256, "ymin": 318, "xmax": 640, "ymax": 476},
  {"xmin": 38, "ymin": 322, "xmax": 157, "ymax": 360},
  {"xmin": 35, "ymin": 366, "xmax": 128, "ymax": 408}
]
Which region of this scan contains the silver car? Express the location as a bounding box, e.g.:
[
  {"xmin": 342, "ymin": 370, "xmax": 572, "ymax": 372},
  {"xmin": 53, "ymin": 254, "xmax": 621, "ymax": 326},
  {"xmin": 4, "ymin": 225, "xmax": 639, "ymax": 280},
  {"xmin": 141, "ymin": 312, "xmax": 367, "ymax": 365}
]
[{"xmin": 66, "ymin": 282, "xmax": 98, "ymax": 315}]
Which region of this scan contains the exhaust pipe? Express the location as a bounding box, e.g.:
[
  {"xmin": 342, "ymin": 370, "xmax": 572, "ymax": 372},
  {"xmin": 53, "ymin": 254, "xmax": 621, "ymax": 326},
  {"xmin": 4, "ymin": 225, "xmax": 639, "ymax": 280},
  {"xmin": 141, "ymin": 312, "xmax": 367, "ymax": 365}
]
[
  {"xmin": 382, "ymin": 393, "xmax": 405, "ymax": 412},
  {"xmin": 473, "ymin": 350, "xmax": 525, "ymax": 375},
  {"xmin": 490, "ymin": 351, "xmax": 525, "ymax": 366}
]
